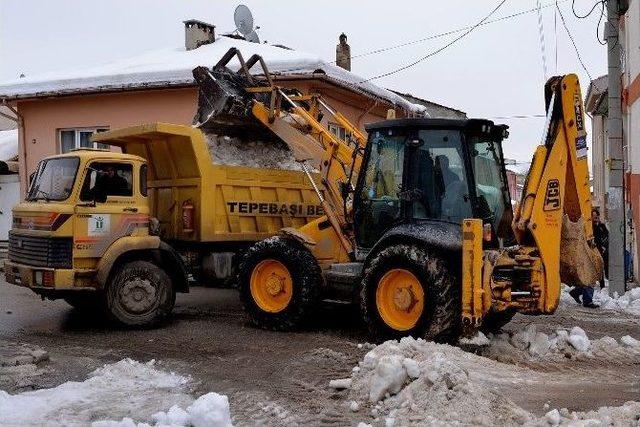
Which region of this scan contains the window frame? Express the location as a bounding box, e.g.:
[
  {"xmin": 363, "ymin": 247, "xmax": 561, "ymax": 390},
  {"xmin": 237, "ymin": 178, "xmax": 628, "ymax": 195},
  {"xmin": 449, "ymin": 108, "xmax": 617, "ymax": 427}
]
[
  {"xmin": 58, "ymin": 127, "xmax": 110, "ymax": 153},
  {"xmin": 79, "ymin": 160, "xmax": 135, "ymax": 202}
]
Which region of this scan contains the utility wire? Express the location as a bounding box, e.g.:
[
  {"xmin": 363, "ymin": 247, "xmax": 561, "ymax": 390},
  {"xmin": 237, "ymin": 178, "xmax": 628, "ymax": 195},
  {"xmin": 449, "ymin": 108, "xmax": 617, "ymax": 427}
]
[
  {"xmin": 556, "ymin": 1, "xmax": 596, "ymax": 83},
  {"xmin": 490, "ymin": 114, "xmax": 547, "ymax": 119},
  {"xmin": 345, "ymin": 0, "xmax": 567, "ymax": 63},
  {"xmin": 361, "ymin": 0, "xmax": 509, "ymax": 83}
]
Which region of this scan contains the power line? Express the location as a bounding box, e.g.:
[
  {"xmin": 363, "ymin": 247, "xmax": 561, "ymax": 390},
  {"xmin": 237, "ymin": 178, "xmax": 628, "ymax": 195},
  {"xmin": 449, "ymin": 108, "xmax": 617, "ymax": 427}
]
[
  {"xmin": 556, "ymin": 1, "xmax": 596, "ymax": 83},
  {"xmin": 571, "ymin": 0, "xmax": 604, "ymax": 18},
  {"xmin": 361, "ymin": 0, "xmax": 509, "ymax": 83},
  {"xmin": 489, "ymin": 114, "xmax": 547, "ymax": 119},
  {"xmin": 345, "ymin": 0, "xmax": 568, "ymax": 63}
]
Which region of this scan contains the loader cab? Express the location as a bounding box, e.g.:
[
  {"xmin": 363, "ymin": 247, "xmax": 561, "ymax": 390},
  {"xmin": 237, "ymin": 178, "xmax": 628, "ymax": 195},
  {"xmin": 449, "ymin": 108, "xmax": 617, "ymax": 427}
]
[{"xmin": 354, "ymin": 118, "xmax": 511, "ymax": 249}]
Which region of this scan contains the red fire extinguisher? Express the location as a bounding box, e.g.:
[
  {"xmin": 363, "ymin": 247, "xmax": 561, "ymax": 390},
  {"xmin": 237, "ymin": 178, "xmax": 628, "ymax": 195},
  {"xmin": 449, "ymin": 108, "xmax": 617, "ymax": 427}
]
[{"xmin": 182, "ymin": 199, "xmax": 195, "ymax": 233}]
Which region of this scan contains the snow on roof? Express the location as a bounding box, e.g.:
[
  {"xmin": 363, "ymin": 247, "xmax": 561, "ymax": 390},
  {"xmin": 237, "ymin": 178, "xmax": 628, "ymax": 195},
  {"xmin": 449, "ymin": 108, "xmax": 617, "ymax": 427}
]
[
  {"xmin": 0, "ymin": 129, "xmax": 18, "ymax": 161},
  {"xmin": 0, "ymin": 37, "xmax": 425, "ymax": 114},
  {"xmin": 505, "ymin": 161, "xmax": 530, "ymax": 175}
]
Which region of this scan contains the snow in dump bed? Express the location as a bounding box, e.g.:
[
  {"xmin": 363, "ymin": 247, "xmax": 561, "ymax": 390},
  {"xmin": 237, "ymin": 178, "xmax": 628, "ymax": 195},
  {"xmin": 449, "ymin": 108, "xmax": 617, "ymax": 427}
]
[
  {"xmin": 341, "ymin": 336, "xmax": 640, "ymax": 426},
  {"xmin": 206, "ymin": 133, "xmax": 304, "ymax": 171},
  {"xmin": 0, "ymin": 36, "xmax": 426, "ymax": 115},
  {"xmin": 0, "ymin": 359, "xmax": 232, "ymax": 427},
  {"xmin": 560, "ymin": 284, "xmax": 640, "ymax": 316}
]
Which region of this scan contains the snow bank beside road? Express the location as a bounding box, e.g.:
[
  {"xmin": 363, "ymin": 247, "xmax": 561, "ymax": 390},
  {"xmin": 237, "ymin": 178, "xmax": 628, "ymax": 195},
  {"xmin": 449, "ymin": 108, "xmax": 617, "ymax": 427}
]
[
  {"xmin": 560, "ymin": 284, "xmax": 640, "ymax": 316},
  {"xmin": 340, "ymin": 336, "xmax": 640, "ymax": 426},
  {"xmin": 0, "ymin": 359, "xmax": 232, "ymax": 427}
]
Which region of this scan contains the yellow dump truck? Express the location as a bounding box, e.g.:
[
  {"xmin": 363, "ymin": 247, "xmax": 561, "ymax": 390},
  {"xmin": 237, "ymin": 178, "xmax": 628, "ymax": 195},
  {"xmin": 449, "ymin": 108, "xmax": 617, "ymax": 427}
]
[{"xmin": 5, "ymin": 122, "xmax": 323, "ymax": 326}]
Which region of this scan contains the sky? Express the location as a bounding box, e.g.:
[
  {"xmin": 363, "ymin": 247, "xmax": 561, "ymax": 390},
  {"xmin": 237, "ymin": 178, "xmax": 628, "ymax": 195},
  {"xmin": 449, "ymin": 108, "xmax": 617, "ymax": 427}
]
[{"xmin": 0, "ymin": 0, "xmax": 607, "ymax": 163}]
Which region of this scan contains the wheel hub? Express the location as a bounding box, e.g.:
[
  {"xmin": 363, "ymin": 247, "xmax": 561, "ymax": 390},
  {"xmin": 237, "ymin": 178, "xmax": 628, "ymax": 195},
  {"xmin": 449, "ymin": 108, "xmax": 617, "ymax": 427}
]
[
  {"xmin": 120, "ymin": 278, "xmax": 156, "ymax": 314},
  {"xmin": 393, "ymin": 286, "xmax": 417, "ymax": 312},
  {"xmin": 266, "ymin": 274, "xmax": 285, "ymax": 296},
  {"xmin": 250, "ymin": 259, "xmax": 293, "ymax": 313}
]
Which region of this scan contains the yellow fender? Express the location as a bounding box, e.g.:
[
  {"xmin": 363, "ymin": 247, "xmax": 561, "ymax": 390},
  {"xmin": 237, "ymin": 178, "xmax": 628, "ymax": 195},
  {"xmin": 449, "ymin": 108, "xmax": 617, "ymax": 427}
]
[{"xmin": 95, "ymin": 235, "xmax": 161, "ymax": 287}]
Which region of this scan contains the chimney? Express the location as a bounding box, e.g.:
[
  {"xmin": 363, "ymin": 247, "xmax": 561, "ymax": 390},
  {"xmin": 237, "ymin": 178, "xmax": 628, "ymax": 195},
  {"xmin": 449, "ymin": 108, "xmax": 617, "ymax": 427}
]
[
  {"xmin": 184, "ymin": 19, "xmax": 216, "ymax": 51},
  {"xmin": 336, "ymin": 33, "xmax": 351, "ymax": 71}
]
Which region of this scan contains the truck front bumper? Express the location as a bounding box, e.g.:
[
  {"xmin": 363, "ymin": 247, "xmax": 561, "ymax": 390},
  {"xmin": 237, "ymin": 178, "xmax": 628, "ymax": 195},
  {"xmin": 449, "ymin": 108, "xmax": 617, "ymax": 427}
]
[{"xmin": 4, "ymin": 261, "xmax": 96, "ymax": 292}]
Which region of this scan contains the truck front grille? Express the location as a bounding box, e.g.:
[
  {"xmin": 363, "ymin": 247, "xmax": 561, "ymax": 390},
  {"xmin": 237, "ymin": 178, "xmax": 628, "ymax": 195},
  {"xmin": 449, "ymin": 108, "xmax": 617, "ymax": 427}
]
[{"xmin": 8, "ymin": 232, "xmax": 72, "ymax": 268}]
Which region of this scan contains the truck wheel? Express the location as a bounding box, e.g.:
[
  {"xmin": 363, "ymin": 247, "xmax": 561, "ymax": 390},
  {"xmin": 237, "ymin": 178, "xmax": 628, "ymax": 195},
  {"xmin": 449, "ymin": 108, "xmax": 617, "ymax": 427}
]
[
  {"xmin": 106, "ymin": 260, "xmax": 175, "ymax": 327},
  {"xmin": 238, "ymin": 237, "xmax": 322, "ymax": 331},
  {"xmin": 360, "ymin": 244, "xmax": 461, "ymax": 342}
]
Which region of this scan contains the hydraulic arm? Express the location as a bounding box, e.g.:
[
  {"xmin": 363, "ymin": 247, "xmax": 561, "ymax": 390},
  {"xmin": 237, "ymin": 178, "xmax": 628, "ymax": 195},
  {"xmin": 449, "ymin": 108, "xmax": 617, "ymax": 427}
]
[
  {"xmin": 192, "ymin": 48, "xmax": 366, "ymax": 255},
  {"xmin": 462, "ymin": 74, "xmax": 604, "ymax": 331}
]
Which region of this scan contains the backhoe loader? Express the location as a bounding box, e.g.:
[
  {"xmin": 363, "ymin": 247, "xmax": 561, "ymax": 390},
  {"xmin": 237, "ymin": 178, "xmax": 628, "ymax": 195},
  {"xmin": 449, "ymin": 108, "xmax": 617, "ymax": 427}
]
[{"xmin": 194, "ymin": 49, "xmax": 603, "ymax": 340}]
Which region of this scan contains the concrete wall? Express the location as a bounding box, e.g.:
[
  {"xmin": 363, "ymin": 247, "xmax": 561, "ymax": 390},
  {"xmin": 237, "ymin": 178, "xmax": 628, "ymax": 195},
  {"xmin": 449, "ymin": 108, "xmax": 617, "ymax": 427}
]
[{"xmin": 15, "ymin": 82, "xmax": 387, "ymax": 196}]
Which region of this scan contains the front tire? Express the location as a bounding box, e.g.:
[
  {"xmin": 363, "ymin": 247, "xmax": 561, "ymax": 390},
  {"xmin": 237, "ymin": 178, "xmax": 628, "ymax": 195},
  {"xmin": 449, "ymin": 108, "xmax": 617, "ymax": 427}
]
[
  {"xmin": 105, "ymin": 260, "xmax": 175, "ymax": 327},
  {"xmin": 238, "ymin": 237, "xmax": 322, "ymax": 331},
  {"xmin": 360, "ymin": 244, "xmax": 461, "ymax": 342}
]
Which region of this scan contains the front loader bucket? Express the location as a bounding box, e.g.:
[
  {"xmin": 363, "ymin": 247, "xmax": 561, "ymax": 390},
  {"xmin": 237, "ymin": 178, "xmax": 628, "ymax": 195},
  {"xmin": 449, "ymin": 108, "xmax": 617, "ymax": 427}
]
[
  {"xmin": 193, "ymin": 65, "xmax": 266, "ymax": 136},
  {"xmin": 192, "ymin": 48, "xmax": 278, "ymax": 141},
  {"xmin": 559, "ymin": 215, "xmax": 604, "ymax": 286}
]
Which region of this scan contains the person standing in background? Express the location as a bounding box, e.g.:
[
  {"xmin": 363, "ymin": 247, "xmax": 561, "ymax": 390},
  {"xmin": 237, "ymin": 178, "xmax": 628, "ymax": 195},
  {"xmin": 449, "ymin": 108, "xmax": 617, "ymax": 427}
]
[{"xmin": 592, "ymin": 208, "xmax": 609, "ymax": 288}]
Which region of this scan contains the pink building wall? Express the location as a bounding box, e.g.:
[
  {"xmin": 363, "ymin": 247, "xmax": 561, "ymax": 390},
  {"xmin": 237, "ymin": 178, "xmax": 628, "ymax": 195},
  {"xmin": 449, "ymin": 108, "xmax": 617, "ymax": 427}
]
[{"xmin": 15, "ymin": 83, "xmax": 388, "ymax": 195}]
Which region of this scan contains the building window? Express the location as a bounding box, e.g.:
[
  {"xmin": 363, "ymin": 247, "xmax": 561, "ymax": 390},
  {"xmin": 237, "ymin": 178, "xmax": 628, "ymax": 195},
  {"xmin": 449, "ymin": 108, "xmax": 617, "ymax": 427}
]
[
  {"xmin": 328, "ymin": 122, "xmax": 352, "ymax": 143},
  {"xmin": 59, "ymin": 128, "xmax": 109, "ymax": 153}
]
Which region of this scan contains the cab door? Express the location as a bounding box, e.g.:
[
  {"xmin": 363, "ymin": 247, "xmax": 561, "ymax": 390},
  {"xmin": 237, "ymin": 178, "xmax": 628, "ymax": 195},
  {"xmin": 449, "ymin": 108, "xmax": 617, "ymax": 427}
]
[{"xmin": 73, "ymin": 161, "xmax": 144, "ymax": 262}]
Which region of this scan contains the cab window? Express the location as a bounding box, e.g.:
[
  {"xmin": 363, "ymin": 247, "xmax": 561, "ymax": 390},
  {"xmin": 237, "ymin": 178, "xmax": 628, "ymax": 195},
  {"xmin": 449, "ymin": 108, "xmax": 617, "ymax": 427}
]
[
  {"xmin": 355, "ymin": 131, "xmax": 406, "ymax": 248},
  {"xmin": 80, "ymin": 162, "xmax": 133, "ymax": 202},
  {"xmin": 412, "ymin": 129, "xmax": 472, "ymax": 223}
]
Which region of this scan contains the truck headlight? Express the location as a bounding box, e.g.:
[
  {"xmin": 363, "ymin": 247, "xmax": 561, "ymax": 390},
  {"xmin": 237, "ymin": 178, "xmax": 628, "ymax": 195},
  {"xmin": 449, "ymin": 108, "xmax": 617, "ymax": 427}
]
[{"xmin": 34, "ymin": 271, "xmax": 43, "ymax": 286}]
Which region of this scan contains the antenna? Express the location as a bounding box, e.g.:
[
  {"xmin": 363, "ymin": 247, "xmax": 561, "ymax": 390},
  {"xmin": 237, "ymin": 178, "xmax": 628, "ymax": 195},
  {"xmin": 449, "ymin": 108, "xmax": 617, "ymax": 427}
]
[{"xmin": 234, "ymin": 5, "xmax": 260, "ymax": 43}]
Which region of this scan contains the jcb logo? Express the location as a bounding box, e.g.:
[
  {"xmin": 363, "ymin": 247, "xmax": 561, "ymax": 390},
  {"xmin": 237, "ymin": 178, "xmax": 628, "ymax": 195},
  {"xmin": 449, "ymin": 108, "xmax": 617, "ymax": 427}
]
[{"xmin": 543, "ymin": 179, "xmax": 561, "ymax": 211}]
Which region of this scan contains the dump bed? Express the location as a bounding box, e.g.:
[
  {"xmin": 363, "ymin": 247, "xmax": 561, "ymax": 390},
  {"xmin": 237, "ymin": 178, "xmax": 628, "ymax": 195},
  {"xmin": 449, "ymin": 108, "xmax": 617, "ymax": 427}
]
[{"xmin": 92, "ymin": 123, "xmax": 323, "ymax": 242}]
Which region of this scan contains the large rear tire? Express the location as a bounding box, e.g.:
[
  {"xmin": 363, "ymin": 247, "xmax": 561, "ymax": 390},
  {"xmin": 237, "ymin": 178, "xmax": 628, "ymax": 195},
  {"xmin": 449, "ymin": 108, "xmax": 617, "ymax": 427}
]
[
  {"xmin": 105, "ymin": 260, "xmax": 175, "ymax": 327},
  {"xmin": 238, "ymin": 237, "xmax": 322, "ymax": 331},
  {"xmin": 360, "ymin": 244, "xmax": 461, "ymax": 342}
]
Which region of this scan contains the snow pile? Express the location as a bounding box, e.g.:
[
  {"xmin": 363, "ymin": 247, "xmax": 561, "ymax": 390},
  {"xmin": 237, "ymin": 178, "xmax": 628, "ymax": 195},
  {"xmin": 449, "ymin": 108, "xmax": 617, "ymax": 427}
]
[
  {"xmin": 560, "ymin": 284, "xmax": 640, "ymax": 316},
  {"xmin": 0, "ymin": 129, "xmax": 18, "ymax": 161},
  {"xmin": 0, "ymin": 359, "xmax": 232, "ymax": 427},
  {"xmin": 541, "ymin": 402, "xmax": 640, "ymax": 426},
  {"xmin": 594, "ymin": 286, "xmax": 640, "ymax": 315},
  {"xmin": 206, "ymin": 134, "xmax": 303, "ymax": 171},
  {"xmin": 346, "ymin": 337, "xmax": 533, "ymax": 426},
  {"xmin": 342, "ymin": 337, "xmax": 640, "ymax": 426},
  {"xmin": 484, "ymin": 324, "xmax": 640, "ymax": 361}
]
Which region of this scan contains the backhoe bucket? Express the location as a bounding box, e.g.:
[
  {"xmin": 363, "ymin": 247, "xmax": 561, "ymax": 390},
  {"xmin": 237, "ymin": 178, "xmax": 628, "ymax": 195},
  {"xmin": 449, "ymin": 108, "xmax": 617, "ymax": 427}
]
[{"xmin": 559, "ymin": 215, "xmax": 604, "ymax": 287}]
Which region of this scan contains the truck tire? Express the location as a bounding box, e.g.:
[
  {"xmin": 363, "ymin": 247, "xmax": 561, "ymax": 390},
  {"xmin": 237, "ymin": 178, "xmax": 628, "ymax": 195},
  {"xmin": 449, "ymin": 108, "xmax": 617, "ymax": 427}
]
[
  {"xmin": 238, "ymin": 237, "xmax": 322, "ymax": 331},
  {"xmin": 360, "ymin": 244, "xmax": 461, "ymax": 342},
  {"xmin": 105, "ymin": 260, "xmax": 175, "ymax": 327}
]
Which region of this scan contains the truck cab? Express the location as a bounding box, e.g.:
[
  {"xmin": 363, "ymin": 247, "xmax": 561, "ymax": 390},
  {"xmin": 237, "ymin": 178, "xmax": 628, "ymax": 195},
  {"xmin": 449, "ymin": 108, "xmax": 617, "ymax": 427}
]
[{"xmin": 5, "ymin": 146, "xmax": 187, "ymax": 326}]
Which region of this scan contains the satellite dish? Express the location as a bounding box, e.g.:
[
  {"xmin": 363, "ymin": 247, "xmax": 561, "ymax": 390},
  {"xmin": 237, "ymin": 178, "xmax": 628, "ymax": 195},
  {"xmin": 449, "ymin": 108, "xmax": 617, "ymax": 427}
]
[
  {"xmin": 234, "ymin": 5, "xmax": 254, "ymax": 36},
  {"xmin": 245, "ymin": 30, "xmax": 260, "ymax": 44}
]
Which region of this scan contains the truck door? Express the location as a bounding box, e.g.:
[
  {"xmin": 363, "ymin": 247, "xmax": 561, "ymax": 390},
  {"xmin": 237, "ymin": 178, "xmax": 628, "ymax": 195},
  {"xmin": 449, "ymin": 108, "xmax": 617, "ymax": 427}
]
[{"xmin": 74, "ymin": 161, "xmax": 145, "ymax": 259}]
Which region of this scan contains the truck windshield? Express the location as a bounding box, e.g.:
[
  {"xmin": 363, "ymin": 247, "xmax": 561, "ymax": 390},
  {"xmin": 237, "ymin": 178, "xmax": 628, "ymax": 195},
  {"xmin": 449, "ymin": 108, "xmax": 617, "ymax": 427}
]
[
  {"xmin": 27, "ymin": 157, "xmax": 79, "ymax": 201},
  {"xmin": 470, "ymin": 138, "xmax": 511, "ymax": 234}
]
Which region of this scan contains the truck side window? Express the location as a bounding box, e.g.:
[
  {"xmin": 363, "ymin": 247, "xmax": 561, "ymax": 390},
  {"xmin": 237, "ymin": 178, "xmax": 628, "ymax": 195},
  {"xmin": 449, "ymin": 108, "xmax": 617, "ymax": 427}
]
[
  {"xmin": 80, "ymin": 162, "xmax": 133, "ymax": 202},
  {"xmin": 140, "ymin": 164, "xmax": 148, "ymax": 197}
]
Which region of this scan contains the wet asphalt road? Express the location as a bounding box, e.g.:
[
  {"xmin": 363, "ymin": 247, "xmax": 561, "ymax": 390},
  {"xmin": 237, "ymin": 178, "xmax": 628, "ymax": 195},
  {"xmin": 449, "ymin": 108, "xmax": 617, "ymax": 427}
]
[{"xmin": 1, "ymin": 279, "xmax": 639, "ymax": 425}]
